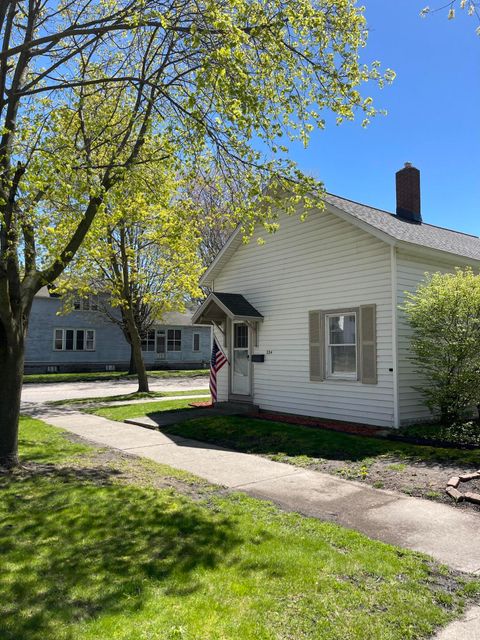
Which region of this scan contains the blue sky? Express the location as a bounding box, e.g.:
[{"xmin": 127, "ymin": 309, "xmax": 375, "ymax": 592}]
[{"xmin": 286, "ymin": 1, "xmax": 480, "ymax": 235}]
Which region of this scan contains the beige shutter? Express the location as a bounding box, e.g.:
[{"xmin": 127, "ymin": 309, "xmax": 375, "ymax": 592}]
[
  {"xmin": 309, "ymin": 311, "xmax": 325, "ymax": 381},
  {"xmin": 359, "ymin": 304, "xmax": 377, "ymax": 384}
]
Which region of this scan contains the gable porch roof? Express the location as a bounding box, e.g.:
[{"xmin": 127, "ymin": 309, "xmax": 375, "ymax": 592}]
[{"xmin": 192, "ymin": 292, "xmax": 263, "ymax": 325}]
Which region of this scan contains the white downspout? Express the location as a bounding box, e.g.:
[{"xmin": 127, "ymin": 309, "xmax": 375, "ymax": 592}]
[{"xmin": 390, "ymin": 245, "xmax": 400, "ymax": 428}]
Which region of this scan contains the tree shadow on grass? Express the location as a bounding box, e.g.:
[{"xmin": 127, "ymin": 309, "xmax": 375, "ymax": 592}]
[
  {"xmin": 160, "ymin": 416, "xmax": 480, "ymax": 468},
  {"xmin": 0, "ymin": 466, "xmax": 241, "ymax": 640}
]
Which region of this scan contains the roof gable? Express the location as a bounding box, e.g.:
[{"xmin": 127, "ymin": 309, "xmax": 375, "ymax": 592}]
[
  {"xmin": 201, "ymin": 193, "xmax": 480, "ymax": 286},
  {"xmin": 324, "ymin": 194, "xmax": 480, "ymax": 262}
]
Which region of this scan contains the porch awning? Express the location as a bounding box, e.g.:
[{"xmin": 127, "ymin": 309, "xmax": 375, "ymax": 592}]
[{"xmin": 192, "ymin": 292, "xmax": 263, "ymax": 325}]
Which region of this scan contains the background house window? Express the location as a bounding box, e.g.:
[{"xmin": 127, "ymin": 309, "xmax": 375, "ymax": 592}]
[
  {"xmin": 167, "ymin": 329, "xmax": 182, "ymax": 351},
  {"xmin": 85, "ymin": 330, "xmax": 95, "ymax": 350},
  {"xmin": 326, "ymin": 313, "xmax": 357, "ymax": 378},
  {"xmin": 141, "ymin": 330, "xmax": 156, "ymax": 352},
  {"xmin": 54, "ymin": 329, "xmax": 63, "ymax": 350},
  {"xmin": 192, "ymin": 332, "xmax": 200, "ymax": 352},
  {"xmin": 74, "ymin": 294, "xmax": 99, "ymax": 311},
  {"xmin": 76, "ymin": 329, "xmax": 85, "ymax": 350},
  {"xmin": 53, "ymin": 328, "xmax": 96, "ymax": 351},
  {"xmin": 65, "ymin": 329, "xmax": 74, "ymax": 351}
]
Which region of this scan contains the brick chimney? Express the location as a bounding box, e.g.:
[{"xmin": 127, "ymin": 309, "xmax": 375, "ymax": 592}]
[{"xmin": 396, "ymin": 162, "xmax": 421, "ymax": 224}]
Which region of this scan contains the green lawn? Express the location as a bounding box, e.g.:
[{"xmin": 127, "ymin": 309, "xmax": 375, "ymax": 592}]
[
  {"xmin": 23, "ymin": 369, "xmax": 209, "ymax": 384},
  {"xmin": 1, "ymin": 417, "xmax": 479, "ymax": 640},
  {"xmin": 125, "ymin": 414, "xmax": 480, "ymax": 467},
  {"xmin": 89, "ymin": 398, "xmax": 196, "ymax": 421},
  {"xmin": 50, "ymin": 389, "xmax": 209, "ymax": 407}
]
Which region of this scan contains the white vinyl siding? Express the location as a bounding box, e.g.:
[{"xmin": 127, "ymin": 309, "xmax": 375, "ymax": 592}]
[
  {"xmin": 395, "ymin": 249, "xmax": 475, "ymax": 425},
  {"xmin": 213, "ymin": 208, "xmax": 394, "ymax": 427}
]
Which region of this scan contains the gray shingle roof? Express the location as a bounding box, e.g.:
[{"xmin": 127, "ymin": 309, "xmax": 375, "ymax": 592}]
[
  {"xmin": 213, "ymin": 292, "xmax": 263, "ymax": 318},
  {"xmin": 324, "ymin": 193, "xmax": 480, "ymax": 261}
]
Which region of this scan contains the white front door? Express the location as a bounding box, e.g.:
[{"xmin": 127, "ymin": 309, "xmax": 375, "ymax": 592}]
[{"xmin": 231, "ymin": 322, "xmax": 250, "ymax": 396}]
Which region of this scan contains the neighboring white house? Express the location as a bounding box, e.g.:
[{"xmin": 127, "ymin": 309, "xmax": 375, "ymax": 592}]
[{"xmin": 193, "ymin": 163, "xmax": 480, "ymax": 428}]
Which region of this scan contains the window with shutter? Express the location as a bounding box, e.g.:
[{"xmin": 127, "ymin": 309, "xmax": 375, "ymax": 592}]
[{"xmin": 309, "ymin": 305, "xmax": 377, "ymax": 384}]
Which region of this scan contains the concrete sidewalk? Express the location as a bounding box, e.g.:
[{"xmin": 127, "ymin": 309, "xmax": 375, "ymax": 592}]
[
  {"xmin": 31, "ymin": 405, "xmax": 480, "ymax": 576},
  {"xmin": 434, "ymin": 606, "xmax": 480, "ymax": 640}
]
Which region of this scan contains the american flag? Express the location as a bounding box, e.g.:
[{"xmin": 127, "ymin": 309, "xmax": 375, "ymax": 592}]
[{"xmin": 209, "ymin": 339, "xmax": 228, "ymax": 403}]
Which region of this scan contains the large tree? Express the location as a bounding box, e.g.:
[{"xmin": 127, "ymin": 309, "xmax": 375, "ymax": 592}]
[
  {"xmin": 61, "ymin": 157, "xmax": 203, "ymax": 393},
  {"xmin": 0, "ymin": 0, "xmax": 393, "ymax": 467}
]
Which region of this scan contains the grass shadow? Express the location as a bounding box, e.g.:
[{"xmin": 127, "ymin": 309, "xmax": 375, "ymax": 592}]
[
  {"xmin": 0, "ymin": 465, "xmax": 240, "ymax": 640},
  {"xmin": 160, "ymin": 415, "xmax": 480, "ymax": 468}
]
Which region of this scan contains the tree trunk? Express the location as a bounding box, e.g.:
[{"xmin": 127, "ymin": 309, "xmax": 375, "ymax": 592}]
[
  {"xmin": 0, "ymin": 318, "xmax": 25, "ymax": 468},
  {"xmin": 128, "ymin": 343, "xmax": 137, "ymax": 375},
  {"xmin": 123, "ymin": 307, "xmax": 149, "ymax": 393}
]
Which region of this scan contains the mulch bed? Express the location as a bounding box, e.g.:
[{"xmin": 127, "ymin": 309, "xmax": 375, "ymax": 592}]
[
  {"xmin": 249, "ymin": 410, "xmax": 385, "ymax": 437},
  {"xmin": 387, "ymin": 433, "xmax": 480, "ymax": 450},
  {"xmin": 183, "ymin": 404, "xmax": 480, "ymax": 511}
]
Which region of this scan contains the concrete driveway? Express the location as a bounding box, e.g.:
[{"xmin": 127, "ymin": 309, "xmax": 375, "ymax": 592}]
[{"xmin": 21, "ymin": 376, "xmax": 209, "ymax": 404}]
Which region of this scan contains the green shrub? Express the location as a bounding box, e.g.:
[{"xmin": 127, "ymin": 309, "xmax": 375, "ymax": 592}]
[{"xmin": 402, "ymin": 268, "xmax": 480, "ymax": 425}]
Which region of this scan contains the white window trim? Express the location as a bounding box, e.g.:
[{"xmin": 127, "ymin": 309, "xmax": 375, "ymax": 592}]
[
  {"xmin": 192, "ymin": 332, "xmax": 201, "ymax": 352},
  {"xmin": 85, "ymin": 329, "xmax": 96, "ymax": 351},
  {"xmin": 53, "ymin": 329, "xmax": 64, "ymax": 351},
  {"xmin": 53, "ymin": 328, "xmax": 96, "ymax": 352},
  {"xmin": 167, "ymin": 328, "xmax": 182, "ymax": 352},
  {"xmin": 141, "ymin": 329, "xmax": 156, "ymax": 352},
  {"xmin": 325, "ymin": 311, "xmax": 357, "ymax": 380}
]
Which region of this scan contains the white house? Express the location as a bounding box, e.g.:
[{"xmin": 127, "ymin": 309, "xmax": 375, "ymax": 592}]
[{"xmin": 193, "ymin": 164, "xmax": 480, "ymax": 428}]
